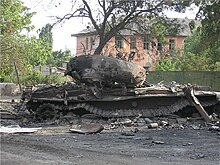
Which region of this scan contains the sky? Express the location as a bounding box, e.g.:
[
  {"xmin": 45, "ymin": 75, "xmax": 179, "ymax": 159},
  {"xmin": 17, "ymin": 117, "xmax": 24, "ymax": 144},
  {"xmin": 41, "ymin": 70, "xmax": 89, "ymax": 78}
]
[
  {"xmin": 22, "ymin": 0, "xmax": 89, "ymax": 53},
  {"xmin": 22, "ymin": 0, "xmax": 198, "ymax": 54}
]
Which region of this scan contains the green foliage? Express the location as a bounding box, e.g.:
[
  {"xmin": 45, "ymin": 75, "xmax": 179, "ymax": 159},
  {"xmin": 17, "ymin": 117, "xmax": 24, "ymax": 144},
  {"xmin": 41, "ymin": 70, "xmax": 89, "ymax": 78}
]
[
  {"xmin": 206, "ymin": 42, "xmax": 220, "ymax": 63},
  {"xmin": 183, "ymin": 27, "xmax": 220, "ymax": 71},
  {"xmin": 3, "ymin": 69, "xmax": 68, "ymax": 85},
  {"xmin": 177, "ymin": 53, "xmax": 214, "ymax": 71},
  {"xmin": 0, "ymin": 0, "xmax": 34, "ymax": 79},
  {"xmin": 155, "ymin": 51, "xmax": 216, "ymax": 71},
  {"xmin": 46, "ymin": 50, "xmax": 71, "ymax": 67},
  {"xmin": 191, "ymin": 0, "xmax": 220, "ymax": 64},
  {"xmin": 184, "ymin": 30, "xmax": 201, "ymax": 54},
  {"xmin": 155, "ymin": 57, "xmax": 178, "ymax": 71},
  {"xmin": 20, "ymin": 70, "xmax": 67, "ymax": 86},
  {"xmin": 214, "ymin": 62, "xmax": 220, "ymax": 71},
  {"xmin": 0, "ymin": 0, "xmax": 35, "ymax": 35},
  {"xmin": 0, "ymin": 0, "xmax": 53, "ymax": 82},
  {"xmin": 196, "ymin": 0, "xmax": 220, "ymax": 47},
  {"xmin": 42, "ymin": 74, "xmax": 68, "ymax": 85},
  {"xmin": 150, "ymin": 19, "xmax": 167, "ymax": 44},
  {"xmin": 25, "ymin": 36, "xmax": 52, "ymax": 66},
  {"xmin": 38, "ymin": 23, "xmax": 53, "ymax": 50}
]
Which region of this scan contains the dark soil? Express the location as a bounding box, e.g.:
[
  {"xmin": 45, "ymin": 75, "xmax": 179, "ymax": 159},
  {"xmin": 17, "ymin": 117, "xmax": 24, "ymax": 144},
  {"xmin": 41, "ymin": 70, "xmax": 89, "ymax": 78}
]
[
  {"xmin": 1, "ymin": 126, "xmax": 220, "ymax": 165},
  {"xmin": 1, "ymin": 99, "xmax": 220, "ymax": 165}
]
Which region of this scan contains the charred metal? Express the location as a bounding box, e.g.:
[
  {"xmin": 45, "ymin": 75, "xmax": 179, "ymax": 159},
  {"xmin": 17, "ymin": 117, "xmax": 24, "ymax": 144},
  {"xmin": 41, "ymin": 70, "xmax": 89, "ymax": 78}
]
[{"xmin": 20, "ymin": 55, "xmax": 219, "ymax": 122}]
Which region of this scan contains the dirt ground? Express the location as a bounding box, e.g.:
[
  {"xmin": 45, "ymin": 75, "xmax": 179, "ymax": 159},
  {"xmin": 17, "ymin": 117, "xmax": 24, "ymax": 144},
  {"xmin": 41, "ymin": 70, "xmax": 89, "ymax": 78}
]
[{"xmin": 1, "ymin": 99, "xmax": 220, "ymax": 165}]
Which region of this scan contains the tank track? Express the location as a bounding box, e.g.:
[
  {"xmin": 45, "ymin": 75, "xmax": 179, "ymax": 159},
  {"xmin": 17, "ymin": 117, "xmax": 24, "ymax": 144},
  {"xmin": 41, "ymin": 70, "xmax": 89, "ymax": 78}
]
[
  {"xmin": 66, "ymin": 99, "xmax": 216, "ymax": 118},
  {"xmin": 31, "ymin": 97, "xmax": 217, "ymax": 122}
]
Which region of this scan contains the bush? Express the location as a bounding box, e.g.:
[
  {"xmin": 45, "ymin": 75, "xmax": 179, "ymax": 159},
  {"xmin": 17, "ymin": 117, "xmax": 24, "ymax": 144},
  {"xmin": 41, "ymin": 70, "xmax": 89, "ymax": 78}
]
[{"xmin": 2, "ymin": 69, "xmax": 68, "ymax": 86}]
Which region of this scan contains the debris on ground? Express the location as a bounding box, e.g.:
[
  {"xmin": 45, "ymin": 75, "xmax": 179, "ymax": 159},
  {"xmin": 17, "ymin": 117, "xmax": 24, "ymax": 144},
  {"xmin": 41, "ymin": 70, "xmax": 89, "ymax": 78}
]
[
  {"xmin": 0, "ymin": 101, "xmax": 19, "ymax": 119},
  {"xmin": 0, "ymin": 125, "xmax": 41, "ymax": 134},
  {"xmin": 152, "ymin": 140, "xmax": 165, "ymax": 144},
  {"xmin": 208, "ymin": 120, "xmax": 220, "ymax": 132},
  {"xmin": 1, "ymin": 98, "xmax": 220, "ymax": 134},
  {"xmin": 69, "ymin": 122, "xmax": 104, "ymax": 134},
  {"xmin": 148, "ymin": 123, "xmax": 159, "ymax": 129},
  {"xmin": 209, "ymin": 125, "xmax": 220, "ymax": 132}
]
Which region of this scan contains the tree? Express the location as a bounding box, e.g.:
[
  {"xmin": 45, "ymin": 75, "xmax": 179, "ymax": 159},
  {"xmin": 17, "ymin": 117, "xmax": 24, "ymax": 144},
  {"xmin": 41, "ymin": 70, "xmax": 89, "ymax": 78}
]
[
  {"xmin": 46, "ymin": 49, "xmax": 71, "ymax": 67},
  {"xmin": 183, "ymin": 20, "xmax": 220, "ymax": 71},
  {"xmin": 0, "ymin": 0, "xmax": 35, "ymax": 78},
  {"xmin": 0, "ymin": 0, "xmax": 34, "ymax": 36},
  {"xmin": 55, "ymin": 0, "xmax": 192, "ymax": 55},
  {"xmin": 155, "ymin": 0, "xmax": 220, "ymax": 71},
  {"xmin": 37, "ymin": 23, "xmax": 54, "ymax": 65},
  {"xmin": 194, "ymin": 0, "xmax": 220, "ymax": 63},
  {"xmin": 155, "ymin": 52, "xmax": 214, "ymax": 71},
  {"xmin": 196, "ymin": 0, "xmax": 220, "ymax": 47},
  {"xmin": 24, "ymin": 36, "xmax": 53, "ymax": 66},
  {"xmin": 184, "ymin": 29, "xmax": 202, "ymax": 55},
  {"xmin": 38, "ymin": 23, "xmax": 53, "ymax": 50},
  {"xmin": 177, "ymin": 52, "xmax": 213, "ymax": 71},
  {"xmin": 0, "ymin": 0, "xmax": 53, "ymax": 81},
  {"xmin": 155, "ymin": 56, "xmax": 178, "ymax": 71}
]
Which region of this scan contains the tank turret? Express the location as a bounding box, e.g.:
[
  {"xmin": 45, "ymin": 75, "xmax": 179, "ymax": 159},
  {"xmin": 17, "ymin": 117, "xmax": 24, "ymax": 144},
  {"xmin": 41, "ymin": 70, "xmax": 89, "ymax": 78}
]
[{"xmin": 65, "ymin": 55, "xmax": 146, "ymax": 87}]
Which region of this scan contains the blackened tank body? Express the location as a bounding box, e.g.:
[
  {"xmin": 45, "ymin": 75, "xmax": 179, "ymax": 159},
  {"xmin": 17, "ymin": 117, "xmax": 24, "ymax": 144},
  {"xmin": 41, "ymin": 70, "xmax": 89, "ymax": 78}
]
[
  {"xmin": 22, "ymin": 55, "xmax": 220, "ymax": 121},
  {"xmin": 65, "ymin": 55, "xmax": 146, "ymax": 87}
]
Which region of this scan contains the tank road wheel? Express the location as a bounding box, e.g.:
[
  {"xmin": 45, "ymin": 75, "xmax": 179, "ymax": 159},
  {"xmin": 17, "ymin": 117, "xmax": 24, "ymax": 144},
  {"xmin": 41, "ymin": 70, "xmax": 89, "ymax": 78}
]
[{"xmin": 36, "ymin": 103, "xmax": 58, "ymax": 122}]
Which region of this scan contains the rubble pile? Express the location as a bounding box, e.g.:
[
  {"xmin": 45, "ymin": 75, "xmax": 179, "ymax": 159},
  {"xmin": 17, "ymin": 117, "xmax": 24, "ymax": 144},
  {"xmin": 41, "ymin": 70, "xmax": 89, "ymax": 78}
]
[
  {"xmin": 1, "ymin": 56, "xmax": 219, "ymax": 135},
  {"xmin": 1, "ymin": 99, "xmax": 219, "ymax": 135}
]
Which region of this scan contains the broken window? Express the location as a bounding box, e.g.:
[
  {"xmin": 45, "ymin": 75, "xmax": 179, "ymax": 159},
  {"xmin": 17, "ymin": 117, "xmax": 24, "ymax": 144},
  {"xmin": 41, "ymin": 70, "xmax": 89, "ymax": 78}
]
[
  {"xmin": 143, "ymin": 37, "xmax": 150, "ymax": 50},
  {"xmin": 115, "ymin": 36, "xmax": 123, "ymax": 49},
  {"xmin": 90, "ymin": 37, "xmax": 94, "ymax": 49},
  {"xmin": 86, "ymin": 37, "xmax": 89, "ymax": 49},
  {"xmin": 169, "ymin": 39, "xmax": 175, "ymax": 51},
  {"xmin": 157, "ymin": 42, "xmax": 163, "ymax": 51},
  {"xmin": 130, "ymin": 36, "xmax": 136, "ymax": 49}
]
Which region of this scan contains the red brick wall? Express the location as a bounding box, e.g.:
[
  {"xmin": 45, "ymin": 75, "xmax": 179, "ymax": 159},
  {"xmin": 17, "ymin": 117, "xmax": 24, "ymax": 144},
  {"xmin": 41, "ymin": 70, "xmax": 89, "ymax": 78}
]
[{"xmin": 74, "ymin": 34, "xmax": 186, "ymax": 70}]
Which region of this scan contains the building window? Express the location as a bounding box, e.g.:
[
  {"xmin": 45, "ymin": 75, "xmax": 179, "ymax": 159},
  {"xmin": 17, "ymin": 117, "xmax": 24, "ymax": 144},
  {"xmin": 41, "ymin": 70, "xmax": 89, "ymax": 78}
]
[
  {"xmin": 157, "ymin": 42, "xmax": 163, "ymax": 51},
  {"xmin": 130, "ymin": 36, "xmax": 136, "ymax": 49},
  {"xmin": 90, "ymin": 37, "xmax": 94, "ymax": 49},
  {"xmin": 86, "ymin": 37, "xmax": 89, "ymax": 49},
  {"xmin": 143, "ymin": 37, "xmax": 150, "ymax": 50},
  {"xmin": 115, "ymin": 36, "xmax": 123, "ymax": 48},
  {"xmin": 169, "ymin": 39, "xmax": 175, "ymax": 50}
]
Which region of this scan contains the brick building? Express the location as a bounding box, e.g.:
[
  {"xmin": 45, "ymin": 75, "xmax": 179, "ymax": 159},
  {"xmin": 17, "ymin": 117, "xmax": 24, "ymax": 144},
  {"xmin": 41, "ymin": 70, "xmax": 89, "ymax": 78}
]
[{"xmin": 71, "ymin": 18, "xmax": 194, "ymax": 70}]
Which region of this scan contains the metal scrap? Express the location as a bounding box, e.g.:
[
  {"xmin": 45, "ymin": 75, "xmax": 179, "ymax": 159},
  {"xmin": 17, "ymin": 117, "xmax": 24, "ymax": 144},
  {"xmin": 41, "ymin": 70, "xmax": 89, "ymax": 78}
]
[
  {"xmin": 0, "ymin": 125, "xmax": 41, "ymax": 134},
  {"xmin": 69, "ymin": 122, "xmax": 104, "ymax": 134},
  {"xmin": 65, "ymin": 55, "xmax": 146, "ymax": 88},
  {"xmin": 183, "ymin": 86, "xmax": 212, "ymax": 122}
]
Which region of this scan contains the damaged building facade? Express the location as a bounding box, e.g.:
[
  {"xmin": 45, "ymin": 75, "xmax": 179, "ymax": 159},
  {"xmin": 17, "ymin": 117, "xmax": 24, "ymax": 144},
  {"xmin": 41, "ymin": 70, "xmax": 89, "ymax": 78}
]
[{"xmin": 71, "ymin": 18, "xmax": 195, "ymax": 70}]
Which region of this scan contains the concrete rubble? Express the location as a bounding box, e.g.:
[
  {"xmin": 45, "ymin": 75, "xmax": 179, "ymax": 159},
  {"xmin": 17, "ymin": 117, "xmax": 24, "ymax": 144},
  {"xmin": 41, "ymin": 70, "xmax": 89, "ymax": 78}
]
[{"xmin": 0, "ymin": 83, "xmax": 21, "ymax": 96}]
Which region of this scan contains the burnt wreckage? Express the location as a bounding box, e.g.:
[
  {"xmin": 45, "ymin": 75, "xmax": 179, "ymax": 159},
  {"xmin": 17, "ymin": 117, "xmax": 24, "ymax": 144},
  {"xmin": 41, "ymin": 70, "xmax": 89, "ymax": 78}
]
[{"xmin": 22, "ymin": 55, "xmax": 220, "ymax": 122}]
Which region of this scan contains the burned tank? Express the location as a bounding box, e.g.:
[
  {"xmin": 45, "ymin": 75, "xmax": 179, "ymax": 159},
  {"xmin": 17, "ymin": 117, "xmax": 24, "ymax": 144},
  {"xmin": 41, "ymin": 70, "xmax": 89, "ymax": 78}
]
[
  {"xmin": 22, "ymin": 55, "xmax": 220, "ymax": 122},
  {"xmin": 65, "ymin": 55, "xmax": 146, "ymax": 87}
]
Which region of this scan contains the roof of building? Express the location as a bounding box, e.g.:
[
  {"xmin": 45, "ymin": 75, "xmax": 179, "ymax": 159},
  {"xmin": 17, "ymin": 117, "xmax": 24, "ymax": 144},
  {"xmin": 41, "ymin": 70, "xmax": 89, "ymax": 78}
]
[
  {"xmin": 71, "ymin": 18, "xmax": 199, "ymax": 37},
  {"xmin": 71, "ymin": 28, "xmax": 96, "ymax": 37}
]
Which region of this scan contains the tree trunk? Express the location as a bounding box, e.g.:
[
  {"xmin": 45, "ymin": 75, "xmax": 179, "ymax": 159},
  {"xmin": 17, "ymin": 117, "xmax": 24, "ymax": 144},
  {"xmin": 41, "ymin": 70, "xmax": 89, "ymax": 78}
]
[
  {"xmin": 94, "ymin": 44, "xmax": 103, "ymax": 55},
  {"xmin": 93, "ymin": 39, "xmax": 106, "ymax": 55},
  {"xmin": 93, "ymin": 32, "xmax": 114, "ymax": 55}
]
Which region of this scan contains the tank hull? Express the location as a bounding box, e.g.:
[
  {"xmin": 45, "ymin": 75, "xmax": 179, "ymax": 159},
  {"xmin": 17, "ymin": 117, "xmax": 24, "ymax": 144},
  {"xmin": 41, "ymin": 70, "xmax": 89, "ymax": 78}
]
[{"xmin": 24, "ymin": 83, "xmax": 219, "ymax": 120}]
